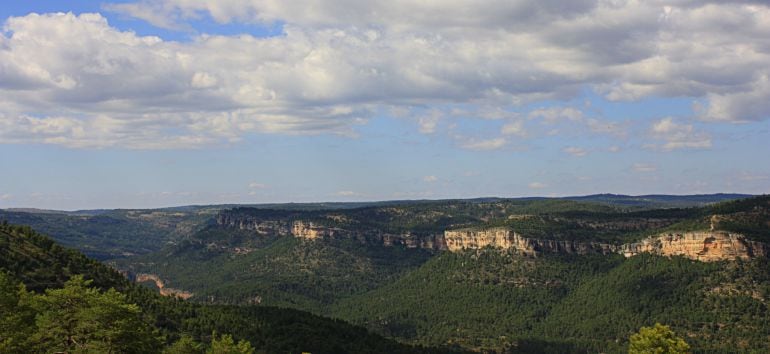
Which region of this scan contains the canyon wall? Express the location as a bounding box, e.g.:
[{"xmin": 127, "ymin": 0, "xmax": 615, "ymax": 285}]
[
  {"xmin": 444, "ymin": 228, "xmax": 618, "ymax": 255},
  {"xmin": 216, "ymin": 216, "xmax": 447, "ymax": 250},
  {"xmin": 445, "ymin": 228, "xmax": 768, "ymax": 261},
  {"xmin": 620, "ymin": 231, "xmax": 768, "ymax": 262},
  {"xmin": 216, "ymin": 213, "xmax": 767, "ymax": 261}
]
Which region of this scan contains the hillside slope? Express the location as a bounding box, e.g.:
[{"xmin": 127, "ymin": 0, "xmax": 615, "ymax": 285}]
[
  {"xmin": 0, "ymin": 222, "xmax": 461, "ymax": 354},
  {"xmin": 111, "ymin": 196, "xmax": 770, "ymax": 352}
]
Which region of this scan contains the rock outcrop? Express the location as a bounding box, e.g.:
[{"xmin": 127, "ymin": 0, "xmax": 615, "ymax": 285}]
[
  {"xmin": 444, "ymin": 228, "xmax": 618, "ymax": 255},
  {"xmin": 620, "ymin": 231, "xmax": 768, "ymax": 262},
  {"xmin": 290, "ymin": 220, "xmax": 447, "ymax": 250},
  {"xmin": 135, "ymin": 273, "xmax": 193, "ymax": 299},
  {"xmin": 215, "ymin": 213, "xmax": 290, "ymax": 236},
  {"xmin": 445, "ymin": 228, "xmax": 768, "ymax": 262},
  {"xmin": 216, "ymin": 216, "xmax": 447, "ymax": 250},
  {"xmin": 216, "ymin": 211, "xmax": 767, "ymax": 262}
]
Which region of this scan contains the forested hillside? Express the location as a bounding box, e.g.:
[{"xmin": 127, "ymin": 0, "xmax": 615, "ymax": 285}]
[
  {"xmin": 108, "ymin": 195, "xmax": 770, "ymax": 352},
  {"xmin": 3, "ymin": 194, "xmax": 768, "ymax": 353},
  {"xmin": 0, "ymin": 222, "xmax": 461, "ymax": 354}
]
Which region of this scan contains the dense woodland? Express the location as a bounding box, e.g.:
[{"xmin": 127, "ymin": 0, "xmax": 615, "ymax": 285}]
[
  {"xmin": 0, "ymin": 223, "xmax": 461, "ymax": 354},
  {"xmin": 2, "ymin": 194, "xmax": 769, "ymax": 353}
]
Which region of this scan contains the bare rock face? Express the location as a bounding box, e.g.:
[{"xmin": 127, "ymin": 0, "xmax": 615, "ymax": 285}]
[
  {"xmin": 216, "ymin": 211, "xmax": 768, "ymax": 262},
  {"xmin": 290, "ymin": 220, "xmax": 447, "ymax": 250},
  {"xmin": 443, "ymin": 228, "xmax": 617, "ymax": 255},
  {"xmin": 215, "ymin": 214, "xmax": 290, "ymax": 236},
  {"xmin": 134, "ymin": 273, "xmax": 193, "ymax": 299},
  {"xmin": 291, "ymin": 220, "xmax": 344, "ymax": 240},
  {"xmin": 445, "ymin": 228, "xmax": 768, "ymax": 262},
  {"xmin": 621, "ymin": 232, "xmax": 768, "ymax": 262}
]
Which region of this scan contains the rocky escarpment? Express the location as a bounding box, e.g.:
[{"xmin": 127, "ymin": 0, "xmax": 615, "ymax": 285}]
[
  {"xmin": 134, "ymin": 273, "xmax": 193, "ymax": 299},
  {"xmin": 445, "ymin": 228, "xmax": 768, "ymax": 262},
  {"xmin": 621, "ymin": 231, "xmax": 768, "ymax": 262},
  {"xmin": 216, "ymin": 216, "xmax": 447, "ymax": 250},
  {"xmin": 216, "ymin": 213, "xmax": 291, "ymax": 236},
  {"xmin": 291, "ymin": 220, "xmax": 448, "ymax": 250},
  {"xmin": 216, "ymin": 212, "xmax": 768, "ymax": 262},
  {"xmin": 444, "ymin": 228, "xmax": 619, "ymax": 256}
]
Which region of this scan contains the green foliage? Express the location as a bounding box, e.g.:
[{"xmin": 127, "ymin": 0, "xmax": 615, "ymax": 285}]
[
  {"xmin": 27, "ymin": 275, "xmax": 163, "ymax": 353},
  {"xmin": 0, "ymin": 272, "xmax": 34, "ymax": 353},
  {"xmin": 628, "ymin": 323, "xmax": 690, "ymax": 354},
  {"xmin": 208, "ymin": 332, "xmax": 254, "ymax": 354},
  {"xmin": 0, "ymin": 208, "xmax": 213, "ymax": 259},
  {"xmin": 121, "ymin": 235, "xmax": 433, "ymax": 310},
  {"xmin": 0, "ymin": 223, "xmax": 460, "ymax": 354},
  {"xmin": 163, "ymin": 335, "xmax": 203, "ymax": 354}
]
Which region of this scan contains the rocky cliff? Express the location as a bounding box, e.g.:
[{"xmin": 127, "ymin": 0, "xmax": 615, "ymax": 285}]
[
  {"xmin": 445, "ymin": 228, "xmax": 768, "ymax": 262},
  {"xmin": 444, "ymin": 228, "xmax": 618, "ymax": 255},
  {"xmin": 216, "ymin": 212, "xmax": 767, "ymax": 262},
  {"xmin": 135, "ymin": 273, "xmax": 193, "ymax": 299},
  {"xmin": 216, "ymin": 216, "xmax": 447, "ymax": 250},
  {"xmin": 620, "ymin": 231, "xmax": 768, "ymax": 262},
  {"xmin": 215, "ymin": 213, "xmax": 290, "ymax": 236}
]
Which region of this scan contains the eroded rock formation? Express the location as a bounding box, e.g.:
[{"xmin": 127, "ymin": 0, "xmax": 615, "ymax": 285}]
[
  {"xmin": 216, "ymin": 212, "xmax": 767, "ymax": 262},
  {"xmin": 620, "ymin": 232, "xmax": 768, "ymax": 262},
  {"xmin": 135, "ymin": 273, "xmax": 193, "ymax": 299},
  {"xmin": 444, "ymin": 228, "xmax": 618, "ymax": 255}
]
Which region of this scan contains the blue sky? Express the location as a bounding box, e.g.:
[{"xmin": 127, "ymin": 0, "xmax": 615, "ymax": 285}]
[{"xmin": 0, "ymin": 1, "xmax": 768, "ymax": 209}]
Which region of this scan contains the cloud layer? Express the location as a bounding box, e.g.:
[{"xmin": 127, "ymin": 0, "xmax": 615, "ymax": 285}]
[{"xmin": 1, "ymin": 1, "xmax": 769, "ymax": 148}]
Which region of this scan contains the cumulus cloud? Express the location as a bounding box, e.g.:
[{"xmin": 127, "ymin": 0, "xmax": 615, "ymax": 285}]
[
  {"xmin": 1, "ymin": 1, "xmax": 769, "ymax": 149},
  {"xmin": 458, "ymin": 137, "xmax": 507, "ymax": 151},
  {"xmin": 422, "ymin": 175, "xmax": 438, "ymax": 183},
  {"xmin": 501, "ymin": 120, "xmax": 527, "ymax": 137},
  {"xmin": 563, "ymin": 146, "xmax": 588, "ymax": 157},
  {"xmin": 649, "ymin": 117, "xmax": 712, "ymax": 151},
  {"xmin": 248, "ymin": 182, "xmax": 267, "ymax": 189},
  {"xmin": 418, "ymin": 110, "xmax": 441, "ymax": 134},
  {"xmin": 528, "ymin": 182, "xmax": 547, "ymax": 189},
  {"xmin": 529, "ymin": 107, "xmax": 584, "ymax": 125}
]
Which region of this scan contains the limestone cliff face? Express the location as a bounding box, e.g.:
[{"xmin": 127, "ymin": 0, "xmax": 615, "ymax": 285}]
[
  {"xmin": 215, "ymin": 214, "xmax": 290, "ymax": 236},
  {"xmin": 444, "ymin": 228, "xmax": 767, "ymax": 262},
  {"xmin": 621, "ymin": 232, "xmax": 768, "ymax": 262},
  {"xmin": 291, "ymin": 220, "xmax": 342, "ymax": 240},
  {"xmin": 443, "ymin": 228, "xmax": 617, "ymax": 255},
  {"xmin": 134, "ymin": 273, "xmax": 193, "ymax": 299},
  {"xmin": 216, "ymin": 211, "xmax": 767, "ymax": 261},
  {"xmin": 290, "ymin": 220, "xmax": 447, "ymax": 250},
  {"xmin": 216, "ymin": 214, "xmax": 447, "ymax": 250}
]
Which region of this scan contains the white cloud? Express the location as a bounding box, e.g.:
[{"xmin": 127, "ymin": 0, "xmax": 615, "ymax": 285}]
[
  {"xmin": 248, "ymin": 182, "xmax": 267, "ymax": 189},
  {"xmin": 1, "ymin": 1, "xmax": 769, "ymax": 149},
  {"xmin": 529, "ymin": 107, "xmax": 584, "ymax": 125},
  {"xmin": 501, "ymin": 120, "xmax": 527, "ymax": 137},
  {"xmin": 632, "ymin": 163, "xmax": 657, "ymax": 173},
  {"xmin": 335, "ymin": 190, "xmax": 359, "ymax": 197},
  {"xmin": 417, "ymin": 110, "xmax": 441, "ymax": 134},
  {"xmin": 563, "ymin": 146, "xmax": 588, "ymax": 157},
  {"xmin": 422, "ymin": 175, "xmax": 438, "ymax": 183},
  {"xmin": 458, "ymin": 137, "xmax": 507, "ymax": 151},
  {"xmin": 0, "ymin": 193, "xmax": 12, "ymax": 201},
  {"xmin": 528, "ymin": 182, "xmax": 547, "ymax": 189},
  {"xmin": 608, "ymin": 146, "xmax": 621, "ymax": 153},
  {"xmin": 649, "ymin": 117, "xmax": 712, "ymax": 151}
]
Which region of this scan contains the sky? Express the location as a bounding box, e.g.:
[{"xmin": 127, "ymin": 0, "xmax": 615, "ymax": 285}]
[{"xmin": 0, "ymin": 0, "xmax": 769, "ymax": 210}]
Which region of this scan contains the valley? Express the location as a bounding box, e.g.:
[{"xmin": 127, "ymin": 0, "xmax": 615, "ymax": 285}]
[{"xmin": 4, "ymin": 194, "xmax": 767, "ymax": 352}]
